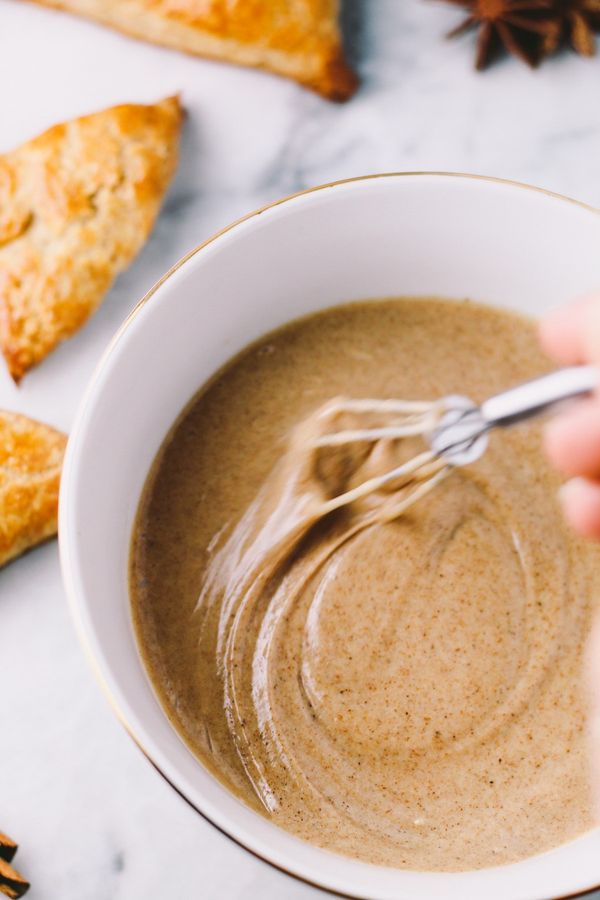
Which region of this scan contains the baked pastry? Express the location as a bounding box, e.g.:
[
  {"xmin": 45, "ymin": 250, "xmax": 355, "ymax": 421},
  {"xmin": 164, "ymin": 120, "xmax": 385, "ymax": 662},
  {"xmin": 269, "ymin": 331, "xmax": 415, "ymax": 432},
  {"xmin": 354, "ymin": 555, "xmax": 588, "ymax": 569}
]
[
  {"xmin": 0, "ymin": 96, "xmax": 183, "ymax": 381},
  {"xmin": 0, "ymin": 411, "xmax": 67, "ymax": 568},
  {"xmin": 23, "ymin": 0, "xmax": 357, "ymax": 101}
]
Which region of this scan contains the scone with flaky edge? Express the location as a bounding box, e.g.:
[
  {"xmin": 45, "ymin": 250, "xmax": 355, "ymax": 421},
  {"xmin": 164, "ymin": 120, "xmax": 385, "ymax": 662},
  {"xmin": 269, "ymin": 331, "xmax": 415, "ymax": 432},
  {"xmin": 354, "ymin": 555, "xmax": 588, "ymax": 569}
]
[
  {"xmin": 0, "ymin": 411, "xmax": 67, "ymax": 568},
  {"xmin": 22, "ymin": 0, "xmax": 357, "ymax": 101},
  {"xmin": 0, "ymin": 96, "xmax": 183, "ymax": 382}
]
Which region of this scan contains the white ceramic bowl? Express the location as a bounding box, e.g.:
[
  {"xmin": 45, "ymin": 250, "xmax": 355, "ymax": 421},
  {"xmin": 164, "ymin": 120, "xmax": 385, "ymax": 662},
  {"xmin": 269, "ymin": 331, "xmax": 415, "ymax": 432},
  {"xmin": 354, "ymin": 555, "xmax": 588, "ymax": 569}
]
[{"xmin": 60, "ymin": 173, "xmax": 600, "ymax": 900}]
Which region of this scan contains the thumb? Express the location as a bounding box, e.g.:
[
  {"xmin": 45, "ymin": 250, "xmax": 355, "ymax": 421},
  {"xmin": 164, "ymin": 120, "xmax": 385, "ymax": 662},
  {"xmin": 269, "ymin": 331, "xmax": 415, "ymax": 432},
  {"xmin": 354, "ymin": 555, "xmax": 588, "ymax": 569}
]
[{"xmin": 582, "ymin": 301, "xmax": 600, "ymax": 368}]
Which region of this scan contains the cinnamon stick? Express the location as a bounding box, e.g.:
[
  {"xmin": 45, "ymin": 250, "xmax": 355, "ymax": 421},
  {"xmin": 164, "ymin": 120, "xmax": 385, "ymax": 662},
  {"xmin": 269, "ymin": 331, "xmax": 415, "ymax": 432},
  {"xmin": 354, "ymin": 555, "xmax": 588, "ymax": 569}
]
[
  {"xmin": 0, "ymin": 857, "xmax": 29, "ymax": 898},
  {"xmin": 0, "ymin": 836, "xmax": 16, "ymax": 864}
]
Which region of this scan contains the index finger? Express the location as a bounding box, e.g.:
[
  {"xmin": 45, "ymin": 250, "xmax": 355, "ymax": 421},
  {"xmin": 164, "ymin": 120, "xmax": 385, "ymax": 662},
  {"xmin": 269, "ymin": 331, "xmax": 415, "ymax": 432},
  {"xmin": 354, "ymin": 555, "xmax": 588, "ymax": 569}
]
[{"xmin": 538, "ymin": 294, "xmax": 597, "ymax": 365}]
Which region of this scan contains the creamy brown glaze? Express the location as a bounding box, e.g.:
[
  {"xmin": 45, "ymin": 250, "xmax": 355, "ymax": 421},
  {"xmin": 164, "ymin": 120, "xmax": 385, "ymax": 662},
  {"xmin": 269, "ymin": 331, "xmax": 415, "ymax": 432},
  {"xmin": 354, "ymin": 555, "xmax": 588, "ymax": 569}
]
[{"xmin": 131, "ymin": 298, "xmax": 598, "ymax": 871}]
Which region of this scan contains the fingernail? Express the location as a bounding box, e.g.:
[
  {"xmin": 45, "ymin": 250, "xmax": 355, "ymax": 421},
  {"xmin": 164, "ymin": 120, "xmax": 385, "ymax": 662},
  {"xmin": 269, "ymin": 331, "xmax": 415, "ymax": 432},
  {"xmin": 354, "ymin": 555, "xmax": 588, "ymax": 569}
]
[{"xmin": 558, "ymin": 477, "xmax": 586, "ymax": 506}]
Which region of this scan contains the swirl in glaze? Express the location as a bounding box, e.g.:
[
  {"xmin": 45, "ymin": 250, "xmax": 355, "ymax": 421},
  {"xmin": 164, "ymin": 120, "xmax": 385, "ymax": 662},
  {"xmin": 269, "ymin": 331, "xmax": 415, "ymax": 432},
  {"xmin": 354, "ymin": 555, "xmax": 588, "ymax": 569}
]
[{"xmin": 132, "ymin": 298, "xmax": 597, "ymax": 870}]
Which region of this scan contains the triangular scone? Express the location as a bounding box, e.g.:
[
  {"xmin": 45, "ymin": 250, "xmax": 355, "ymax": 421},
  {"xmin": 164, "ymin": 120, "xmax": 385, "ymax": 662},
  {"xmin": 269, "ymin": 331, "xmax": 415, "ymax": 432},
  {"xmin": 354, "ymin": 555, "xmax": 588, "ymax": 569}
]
[
  {"xmin": 0, "ymin": 411, "xmax": 67, "ymax": 568},
  {"xmin": 24, "ymin": 0, "xmax": 357, "ymax": 101},
  {"xmin": 0, "ymin": 96, "xmax": 183, "ymax": 381}
]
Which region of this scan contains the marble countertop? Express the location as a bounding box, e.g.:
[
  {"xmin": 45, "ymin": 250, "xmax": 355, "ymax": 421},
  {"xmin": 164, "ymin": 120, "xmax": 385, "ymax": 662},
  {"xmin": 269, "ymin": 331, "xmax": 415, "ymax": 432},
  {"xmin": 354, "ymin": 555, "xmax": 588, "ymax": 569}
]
[{"xmin": 1, "ymin": 2, "xmax": 600, "ymax": 897}]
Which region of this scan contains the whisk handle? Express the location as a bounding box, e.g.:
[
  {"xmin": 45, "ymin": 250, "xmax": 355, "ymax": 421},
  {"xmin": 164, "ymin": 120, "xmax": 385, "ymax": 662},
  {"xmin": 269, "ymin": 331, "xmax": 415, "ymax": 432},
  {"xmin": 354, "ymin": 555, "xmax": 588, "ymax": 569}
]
[{"xmin": 481, "ymin": 365, "xmax": 598, "ymax": 430}]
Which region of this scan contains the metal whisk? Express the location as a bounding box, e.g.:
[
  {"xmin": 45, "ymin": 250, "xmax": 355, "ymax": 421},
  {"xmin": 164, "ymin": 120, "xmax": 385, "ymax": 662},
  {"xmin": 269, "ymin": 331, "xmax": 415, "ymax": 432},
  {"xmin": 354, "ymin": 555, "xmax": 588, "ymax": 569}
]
[
  {"xmin": 310, "ymin": 366, "xmax": 598, "ymax": 519},
  {"xmin": 430, "ymin": 364, "xmax": 598, "ymax": 465}
]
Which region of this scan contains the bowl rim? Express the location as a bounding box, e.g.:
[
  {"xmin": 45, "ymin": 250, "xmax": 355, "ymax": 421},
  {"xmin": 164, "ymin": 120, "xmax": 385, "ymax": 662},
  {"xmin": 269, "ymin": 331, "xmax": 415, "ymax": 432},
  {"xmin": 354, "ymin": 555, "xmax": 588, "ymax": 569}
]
[{"xmin": 59, "ymin": 171, "xmax": 600, "ymax": 900}]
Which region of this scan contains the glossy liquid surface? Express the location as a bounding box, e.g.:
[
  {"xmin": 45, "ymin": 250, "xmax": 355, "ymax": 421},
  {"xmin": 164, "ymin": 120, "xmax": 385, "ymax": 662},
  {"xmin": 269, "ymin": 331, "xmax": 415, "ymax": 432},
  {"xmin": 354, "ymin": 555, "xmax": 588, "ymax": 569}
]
[{"xmin": 131, "ymin": 298, "xmax": 597, "ymax": 870}]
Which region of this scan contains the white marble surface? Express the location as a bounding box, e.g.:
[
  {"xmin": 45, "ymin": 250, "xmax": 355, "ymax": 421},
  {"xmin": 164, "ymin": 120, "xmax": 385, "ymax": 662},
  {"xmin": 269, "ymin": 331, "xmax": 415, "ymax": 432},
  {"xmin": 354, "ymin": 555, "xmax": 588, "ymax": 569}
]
[{"xmin": 1, "ymin": 2, "xmax": 600, "ymax": 897}]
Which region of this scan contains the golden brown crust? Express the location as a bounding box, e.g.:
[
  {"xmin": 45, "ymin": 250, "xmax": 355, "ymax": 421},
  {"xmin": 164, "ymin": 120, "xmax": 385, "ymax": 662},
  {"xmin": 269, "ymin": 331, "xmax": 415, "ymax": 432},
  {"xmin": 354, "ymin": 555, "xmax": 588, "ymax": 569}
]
[
  {"xmin": 0, "ymin": 96, "xmax": 183, "ymax": 381},
  {"xmin": 23, "ymin": 0, "xmax": 357, "ymax": 101},
  {"xmin": 0, "ymin": 411, "xmax": 67, "ymax": 568}
]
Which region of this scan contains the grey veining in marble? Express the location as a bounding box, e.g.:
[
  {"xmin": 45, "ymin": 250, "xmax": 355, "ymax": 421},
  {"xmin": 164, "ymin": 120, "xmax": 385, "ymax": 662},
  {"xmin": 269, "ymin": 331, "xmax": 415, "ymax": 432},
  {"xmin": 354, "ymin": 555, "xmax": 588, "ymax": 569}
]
[{"xmin": 1, "ymin": 1, "xmax": 600, "ymax": 897}]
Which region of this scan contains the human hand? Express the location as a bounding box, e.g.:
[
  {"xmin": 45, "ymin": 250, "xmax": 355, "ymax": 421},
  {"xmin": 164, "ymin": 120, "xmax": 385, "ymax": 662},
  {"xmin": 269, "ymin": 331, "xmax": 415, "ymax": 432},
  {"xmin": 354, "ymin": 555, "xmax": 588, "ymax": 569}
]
[
  {"xmin": 539, "ymin": 294, "xmax": 600, "ymax": 538},
  {"xmin": 540, "ymin": 294, "xmax": 600, "ymax": 821}
]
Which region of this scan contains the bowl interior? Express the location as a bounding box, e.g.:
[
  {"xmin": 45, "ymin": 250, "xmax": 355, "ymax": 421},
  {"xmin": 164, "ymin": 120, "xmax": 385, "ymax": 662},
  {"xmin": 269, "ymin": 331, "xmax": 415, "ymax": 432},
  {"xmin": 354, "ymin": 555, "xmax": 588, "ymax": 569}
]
[{"xmin": 60, "ymin": 174, "xmax": 600, "ymax": 900}]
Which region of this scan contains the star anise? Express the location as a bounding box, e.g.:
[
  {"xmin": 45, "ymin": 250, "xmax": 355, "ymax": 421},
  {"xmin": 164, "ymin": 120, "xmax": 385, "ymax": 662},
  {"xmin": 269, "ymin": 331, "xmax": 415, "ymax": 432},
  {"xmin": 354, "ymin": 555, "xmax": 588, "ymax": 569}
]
[
  {"xmin": 442, "ymin": 0, "xmax": 561, "ymax": 69},
  {"xmin": 555, "ymin": 0, "xmax": 600, "ymax": 55}
]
